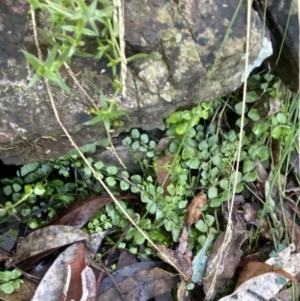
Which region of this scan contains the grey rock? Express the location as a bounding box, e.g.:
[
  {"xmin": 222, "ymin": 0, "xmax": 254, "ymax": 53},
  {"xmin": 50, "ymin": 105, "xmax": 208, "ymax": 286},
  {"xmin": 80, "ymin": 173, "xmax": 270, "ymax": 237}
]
[{"xmin": 0, "ymin": 0, "xmax": 272, "ymax": 165}]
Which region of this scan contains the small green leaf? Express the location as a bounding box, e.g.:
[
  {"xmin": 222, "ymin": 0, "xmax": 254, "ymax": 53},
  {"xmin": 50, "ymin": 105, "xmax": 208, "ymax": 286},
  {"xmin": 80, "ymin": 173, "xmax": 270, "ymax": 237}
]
[
  {"xmin": 29, "ymin": 218, "xmax": 39, "ymax": 229},
  {"xmin": 107, "ymin": 166, "xmax": 118, "ymax": 175},
  {"xmin": 94, "ymin": 161, "xmax": 104, "ymax": 170},
  {"xmin": 210, "ymin": 167, "xmax": 219, "ymax": 178},
  {"xmin": 19, "ymin": 162, "xmax": 40, "ymax": 177},
  {"xmin": 122, "ymin": 136, "xmax": 132, "ymax": 146},
  {"xmin": 246, "ymin": 91, "xmax": 259, "ymax": 103},
  {"xmin": 272, "ymin": 125, "xmax": 282, "ymax": 139},
  {"xmin": 1, "ymin": 282, "xmax": 14, "ymax": 294},
  {"xmin": 220, "ymin": 179, "xmax": 229, "ymax": 190},
  {"xmin": 120, "ymin": 180, "xmax": 130, "ymax": 190},
  {"xmin": 132, "ymin": 141, "xmax": 140, "ymax": 150},
  {"xmin": 105, "ymin": 177, "xmax": 116, "ymax": 187},
  {"xmin": 149, "ymin": 140, "xmax": 156, "ymax": 149},
  {"xmin": 34, "ymin": 183, "xmax": 46, "ymax": 196},
  {"xmin": 84, "ymin": 166, "xmax": 92, "ymax": 176},
  {"xmin": 198, "ymin": 141, "xmax": 208, "ymax": 151},
  {"xmin": 131, "ymin": 129, "xmax": 140, "ymax": 139},
  {"xmin": 208, "ymin": 135, "xmax": 218, "ymax": 146},
  {"xmin": 24, "ymin": 184, "xmax": 32, "ymax": 195},
  {"xmin": 3, "ymin": 186, "xmax": 12, "ymax": 196},
  {"xmin": 140, "ymin": 134, "xmax": 149, "ymax": 144},
  {"xmin": 138, "ymin": 218, "xmax": 152, "ymax": 230},
  {"xmin": 133, "ymin": 228, "xmax": 146, "ymax": 244},
  {"xmin": 175, "ymin": 122, "xmax": 189, "ymax": 135},
  {"xmin": 234, "ymin": 102, "xmax": 248, "ymax": 115},
  {"xmin": 131, "ymin": 175, "xmax": 142, "ymax": 183},
  {"xmin": 210, "ymin": 198, "xmax": 222, "ymax": 207},
  {"xmin": 276, "ymin": 113, "xmax": 286, "ymax": 124},
  {"xmin": 182, "ymin": 146, "xmax": 196, "ymax": 160},
  {"xmin": 129, "ymin": 246, "xmax": 138, "ymax": 254},
  {"xmin": 243, "ymin": 160, "xmax": 255, "ymax": 173},
  {"xmin": 195, "ymin": 220, "xmax": 208, "ymax": 232},
  {"xmin": 252, "ymin": 123, "xmax": 268, "ymax": 136},
  {"xmin": 185, "ymin": 158, "xmax": 200, "ymax": 169},
  {"xmin": 164, "ymin": 219, "xmax": 175, "ymax": 231},
  {"xmin": 244, "ymin": 170, "xmax": 257, "ymax": 182},
  {"xmin": 205, "ymin": 214, "xmax": 215, "ymax": 226},
  {"xmin": 12, "ymin": 183, "xmax": 22, "ymax": 193},
  {"xmin": 208, "ymin": 187, "xmax": 218, "ymax": 198},
  {"xmin": 179, "ymin": 200, "xmax": 188, "ymax": 208},
  {"xmin": 248, "ymin": 109, "xmax": 261, "ymax": 121}
]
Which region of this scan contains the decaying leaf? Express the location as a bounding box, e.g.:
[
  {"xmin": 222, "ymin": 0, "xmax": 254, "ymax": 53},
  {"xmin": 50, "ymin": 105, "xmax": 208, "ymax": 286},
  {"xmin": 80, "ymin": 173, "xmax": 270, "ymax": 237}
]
[
  {"xmin": 155, "ymin": 155, "xmax": 174, "ymax": 195},
  {"xmin": 116, "ymin": 250, "xmax": 138, "ymax": 270},
  {"xmin": 259, "ymin": 218, "xmax": 273, "ymax": 240},
  {"xmin": 186, "ymin": 191, "xmax": 206, "ymax": 227},
  {"xmin": 235, "ymin": 261, "xmax": 297, "ymax": 289},
  {"xmin": 62, "ymin": 244, "xmax": 86, "ymax": 301},
  {"xmin": 155, "ymin": 243, "xmax": 191, "ymax": 281},
  {"xmin": 98, "ymin": 267, "xmax": 179, "ymax": 301},
  {"xmin": 219, "ymin": 244, "xmax": 300, "ymax": 301},
  {"xmin": 6, "ymin": 226, "xmax": 90, "ymax": 268},
  {"xmin": 48, "ymin": 195, "xmax": 133, "ymax": 228},
  {"xmin": 203, "ymin": 226, "xmax": 248, "ymax": 299},
  {"xmin": 178, "ymin": 226, "xmax": 189, "ymax": 255},
  {"xmin": 62, "ymin": 243, "xmax": 96, "ymax": 301},
  {"xmin": 98, "ymin": 262, "xmax": 162, "ymax": 295},
  {"xmin": 177, "ymin": 280, "xmax": 189, "ymax": 301},
  {"xmin": 154, "ymin": 137, "xmax": 172, "ymax": 152},
  {"xmin": 32, "ymin": 238, "xmax": 100, "ymax": 301}
]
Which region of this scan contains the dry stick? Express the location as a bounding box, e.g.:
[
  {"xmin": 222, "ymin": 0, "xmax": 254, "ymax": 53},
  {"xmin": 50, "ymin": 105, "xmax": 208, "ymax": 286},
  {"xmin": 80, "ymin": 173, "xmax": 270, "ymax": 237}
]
[
  {"xmin": 29, "ymin": 9, "xmax": 188, "ymax": 283},
  {"xmin": 114, "ymin": 0, "xmax": 127, "ymax": 98},
  {"xmin": 104, "ymin": 216, "xmax": 139, "ymax": 266},
  {"xmin": 204, "ymin": 1, "xmax": 251, "ymax": 300},
  {"xmin": 98, "ymin": 260, "xmax": 127, "ymax": 301}
]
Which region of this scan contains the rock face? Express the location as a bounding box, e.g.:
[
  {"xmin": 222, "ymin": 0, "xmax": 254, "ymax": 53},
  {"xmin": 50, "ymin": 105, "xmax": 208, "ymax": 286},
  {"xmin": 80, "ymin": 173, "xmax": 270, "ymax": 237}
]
[
  {"xmin": 267, "ymin": 0, "xmax": 299, "ymax": 91},
  {"xmin": 0, "ymin": 0, "xmax": 272, "ymax": 165}
]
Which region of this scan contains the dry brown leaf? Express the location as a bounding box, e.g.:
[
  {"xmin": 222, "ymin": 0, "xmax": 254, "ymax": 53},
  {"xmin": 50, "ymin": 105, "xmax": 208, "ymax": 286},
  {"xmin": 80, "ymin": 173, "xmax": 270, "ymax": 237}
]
[
  {"xmin": 155, "ymin": 155, "xmax": 174, "ymax": 195},
  {"xmin": 177, "ymin": 280, "xmax": 189, "ymax": 301},
  {"xmin": 259, "ymin": 218, "xmax": 273, "ymax": 240},
  {"xmin": 155, "ymin": 243, "xmax": 192, "ymax": 281},
  {"xmin": 62, "ymin": 244, "xmax": 96, "ymax": 301},
  {"xmin": 219, "ymin": 244, "xmax": 300, "ymax": 301},
  {"xmin": 186, "ymin": 191, "xmax": 206, "ymax": 227},
  {"xmin": 48, "ymin": 195, "xmax": 134, "ymax": 228},
  {"xmin": 31, "ymin": 239, "xmax": 98, "ymax": 301},
  {"xmin": 117, "ymin": 250, "xmax": 138, "ymax": 270},
  {"xmin": 6, "ymin": 226, "xmax": 90, "ymax": 268},
  {"xmin": 242, "ymin": 203, "xmax": 258, "ymax": 225},
  {"xmin": 178, "ymin": 226, "xmax": 189, "ymax": 255},
  {"xmin": 98, "ymin": 262, "xmax": 162, "ymax": 294},
  {"xmin": 154, "ymin": 137, "xmax": 171, "ymax": 152},
  {"xmin": 235, "ymin": 261, "xmax": 297, "ymax": 290},
  {"xmin": 63, "ymin": 243, "xmax": 86, "ymax": 301},
  {"xmin": 203, "ymin": 227, "xmax": 248, "ymax": 299},
  {"xmin": 98, "ymin": 267, "xmax": 179, "ymax": 301}
]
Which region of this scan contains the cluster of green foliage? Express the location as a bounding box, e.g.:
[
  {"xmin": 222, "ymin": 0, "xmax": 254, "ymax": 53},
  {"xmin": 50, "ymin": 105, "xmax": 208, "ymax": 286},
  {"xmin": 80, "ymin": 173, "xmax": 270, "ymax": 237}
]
[
  {"xmin": 0, "ymin": 270, "xmax": 23, "ymax": 294},
  {"xmin": 0, "ymin": 74, "xmax": 295, "ymax": 261},
  {"xmin": 24, "ymin": 0, "xmax": 122, "ymax": 92}
]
